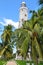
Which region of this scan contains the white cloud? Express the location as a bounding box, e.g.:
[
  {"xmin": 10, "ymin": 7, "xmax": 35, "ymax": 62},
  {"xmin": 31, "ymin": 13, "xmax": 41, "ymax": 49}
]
[
  {"xmin": 0, "ymin": 18, "xmax": 19, "ymax": 29},
  {"xmin": 0, "ymin": 22, "xmax": 5, "ymax": 26}
]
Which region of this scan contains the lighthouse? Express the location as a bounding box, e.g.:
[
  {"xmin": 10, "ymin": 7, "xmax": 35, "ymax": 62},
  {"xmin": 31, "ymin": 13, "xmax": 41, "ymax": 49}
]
[
  {"xmin": 16, "ymin": 2, "xmax": 29, "ymax": 60},
  {"xmin": 19, "ymin": 2, "xmax": 28, "ymax": 27}
]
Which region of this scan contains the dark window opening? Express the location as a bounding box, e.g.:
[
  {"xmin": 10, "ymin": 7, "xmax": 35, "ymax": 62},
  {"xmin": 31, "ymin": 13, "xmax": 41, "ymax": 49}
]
[
  {"xmin": 22, "ymin": 9, "xmax": 23, "ymax": 11},
  {"xmin": 22, "ymin": 19, "xmax": 24, "ymax": 22},
  {"xmin": 25, "ymin": 14, "xmax": 27, "ymax": 16}
]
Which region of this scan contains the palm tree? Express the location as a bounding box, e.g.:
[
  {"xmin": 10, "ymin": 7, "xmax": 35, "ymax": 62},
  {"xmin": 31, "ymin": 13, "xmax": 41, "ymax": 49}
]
[
  {"xmin": 0, "ymin": 25, "xmax": 14, "ymax": 58},
  {"xmin": 14, "ymin": 9, "xmax": 43, "ymax": 65},
  {"xmin": 39, "ymin": 0, "xmax": 43, "ymax": 5},
  {"xmin": 4, "ymin": 45, "xmax": 13, "ymax": 59}
]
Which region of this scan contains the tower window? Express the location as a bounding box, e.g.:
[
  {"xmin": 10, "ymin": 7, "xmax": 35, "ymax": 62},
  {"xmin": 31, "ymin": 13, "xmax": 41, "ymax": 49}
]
[
  {"xmin": 22, "ymin": 9, "xmax": 23, "ymax": 11},
  {"xmin": 25, "ymin": 14, "xmax": 27, "ymax": 16},
  {"xmin": 21, "ymin": 19, "xmax": 24, "ymax": 22}
]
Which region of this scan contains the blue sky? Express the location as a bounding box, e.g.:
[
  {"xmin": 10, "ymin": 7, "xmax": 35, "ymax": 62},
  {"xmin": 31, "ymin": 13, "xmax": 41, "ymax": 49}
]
[
  {"xmin": 0, "ymin": 0, "xmax": 39, "ymax": 30},
  {"xmin": 0, "ymin": 0, "xmax": 39, "ymax": 34},
  {"xmin": 0, "ymin": 0, "xmax": 39, "ymax": 53},
  {"xmin": 0, "ymin": 0, "xmax": 39, "ymax": 21}
]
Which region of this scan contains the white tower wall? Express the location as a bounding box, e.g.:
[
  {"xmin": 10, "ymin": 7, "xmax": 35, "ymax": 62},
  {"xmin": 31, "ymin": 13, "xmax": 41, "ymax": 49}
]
[{"xmin": 19, "ymin": 2, "xmax": 28, "ymax": 27}]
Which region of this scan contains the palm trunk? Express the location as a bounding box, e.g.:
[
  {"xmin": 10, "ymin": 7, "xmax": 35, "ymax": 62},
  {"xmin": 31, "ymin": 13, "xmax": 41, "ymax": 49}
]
[
  {"xmin": 0, "ymin": 44, "xmax": 9, "ymax": 58},
  {"xmin": 32, "ymin": 37, "xmax": 38, "ymax": 65},
  {"xmin": 35, "ymin": 37, "xmax": 43, "ymax": 60}
]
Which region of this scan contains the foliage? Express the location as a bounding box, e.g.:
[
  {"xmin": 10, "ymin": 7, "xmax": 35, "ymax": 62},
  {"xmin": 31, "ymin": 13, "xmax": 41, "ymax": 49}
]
[
  {"xmin": 0, "ymin": 60, "xmax": 7, "ymax": 65},
  {"xmin": 16, "ymin": 60, "xmax": 26, "ymax": 65},
  {"xmin": 39, "ymin": 0, "xmax": 43, "ymax": 5},
  {"xmin": 14, "ymin": 8, "xmax": 43, "ymax": 65},
  {"xmin": 0, "ymin": 25, "xmax": 14, "ymax": 59},
  {"xmin": 16, "ymin": 60, "xmax": 43, "ymax": 65}
]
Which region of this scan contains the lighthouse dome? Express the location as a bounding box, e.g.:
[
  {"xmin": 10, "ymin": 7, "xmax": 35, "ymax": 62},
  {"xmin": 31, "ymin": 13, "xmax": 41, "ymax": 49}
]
[{"xmin": 21, "ymin": 2, "xmax": 26, "ymax": 7}]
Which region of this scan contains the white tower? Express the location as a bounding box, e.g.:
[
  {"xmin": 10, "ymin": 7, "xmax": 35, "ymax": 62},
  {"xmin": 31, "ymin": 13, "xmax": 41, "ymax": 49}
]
[{"xmin": 19, "ymin": 2, "xmax": 28, "ymax": 27}]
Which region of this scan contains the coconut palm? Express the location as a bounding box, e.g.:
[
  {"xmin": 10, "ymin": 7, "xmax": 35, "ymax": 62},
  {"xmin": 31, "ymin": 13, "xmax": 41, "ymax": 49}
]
[
  {"xmin": 0, "ymin": 25, "xmax": 14, "ymax": 58},
  {"xmin": 39, "ymin": 0, "xmax": 43, "ymax": 5},
  {"xmin": 14, "ymin": 9, "xmax": 43, "ymax": 65},
  {"xmin": 3, "ymin": 45, "xmax": 13, "ymax": 59}
]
